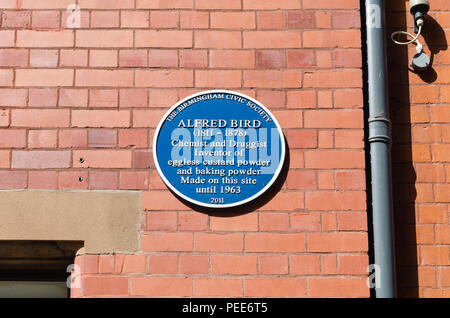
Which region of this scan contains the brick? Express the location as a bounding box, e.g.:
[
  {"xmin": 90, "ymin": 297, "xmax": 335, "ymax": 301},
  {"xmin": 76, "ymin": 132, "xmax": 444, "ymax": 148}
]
[
  {"xmin": 332, "ymin": 11, "xmax": 361, "ymax": 29},
  {"xmin": 257, "ymin": 12, "xmax": 286, "ymax": 29},
  {"xmin": 1, "ymin": 11, "xmax": 31, "ymax": 28},
  {"xmin": 16, "ymin": 69, "xmax": 73, "ymax": 87},
  {"xmin": 60, "ymin": 50, "xmax": 88, "ymax": 67},
  {"xmin": 194, "ymin": 278, "xmax": 242, "ymax": 297},
  {"xmin": 432, "ymin": 145, "xmax": 450, "ymax": 162},
  {"xmin": 212, "ymin": 255, "xmax": 257, "ymax": 275},
  {"xmin": 421, "ymin": 246, "xmax": 450, "ymax": 265},
  {"xmin": 136, "ymin": 70, "xmax": 193, "ymax": 88},
  {"xmin": 194, "ymin": 233, "xmax": 243, "ymax": 252},
  {"xmin": 98, "ymin": 255, "xmax": 115, "ymax": 274},
  {"xmin": 0, "ymin": 31, "xmax": 14, "ymax": 47},
  {"xmin": 334, "ymin": 90, "xmax": 362, "ymax": 109},
  {"xmin": 287, "ymin": 90, "xmax": 316, "ymax": 108},
  {"xmin": 305, "ymin": 150, "xmax": 364, "ymax": 169},
  {"xmin": 91, "ymin": 11, "xmax": 119, "ymax": 28},
  {"xmin": 89, "ymin": 171, "xmax": 118, "ymax": 190},
  {"xmin": 89, "ymin": 50, "xmax": 117, "ymax": 67},
  {"xmin": 244, "ymin": 31, "xmax": 301, "ymax": 48},
  {"xmin": 308, "ymin": 232, "xmax": 368, "ymax": 252},
  {"xmin": 76, "ymin": 30, "xmax": 133, "ymax": 47},
  {"xmin": 339, "ymin": 255, "xmax": 369, "ymax": 275},
  {"xmin": 210, "ymin": 213, "xmax": 257, "ymax": 232},
  {"xmin": 21, "ymin": 0, "xmax": 80, "ymax": 9},
  {"xmin": 88, "ymin": 129, "xmax": 117, "ymax": 148},
  {"xmin": 137, "ymin": 0, "xmax": 193, "ymax": 9},
  {"xmin": 179, "ymin": 255, "xmax": 209, "ymax": 274},
  {"xmin": 119, "ymin": 89, "xmax": 148, "ymax": 108},
  {"xmin": 73, "ymin": 150, "xmax": 132, "ymax": 168},
  {"xmin": 180, "ymin": 50, "xmax": 208, "ymax": 68},
  {"xmin": 244, "ymin": 70, "xmax": 301, "ymax": 88},
  {"xmin": 435, "ymin": 184, "xmax": 450, "ymax": 203},
  {"xmin": 83, "ymin": 276, "xmax": 128, "ymax": 297},
  {"xmin": 119, "ymin": 129, "xmax": 148, "ymax": 148},
  {"xmin": 178, "ymin": 212, "xmax": 208, "ymax": 231},
  {"xmin": 245, "ymin": 233, "xmax": 306, "ymax": 252},
  {"xmin": 245, "ymin": 278, "xmax": 306, "ymax": 297},
  {"xmin": 12, "ymin": 151, "xmax": 71, "ymax": 169},
  {"xmin": 195, "ymin": 31, "xmax": 241, "ymax": 49},
  {"xmin": 244, "ymin": 0, "xmax": 300, "ymax": 9},
  {"xmin": 28, "ymin": 130, "xmax": 57, "ymax": 148},
  {"xmin": 304, "ymin": 70, "xmax": 362, "ymax": 88},
  {"xmin": 416, "ymin": 164, "xmax": 445, "ymax": 183},
  {"xmin": 58, "ymin": 172, "xmax": 84, "ymax": 189},
  {"xmin": 257, "ymin": 50, "xmax": 286, "ymax": 68},
  {"xmin": 119, "ymin": 50, "xmax": 147, "ymax": 67},
  {"xmin": 121, "ymin": 11, "xmax": 149, "ymax": 28},
  {"xmin": 287, "ymin": 50, "xmax": 315, "ymax": 67},
  {"xmin": 136, "ymin": 30, "xmax": 192, "ymax": 48},
  {"xmin": 76, "ymin": 70, "xmax": 133, "ymax": 87},
  {"xmin": 142, "ymin": 191, "xmax": 186, "ymax": 210},
  {"xmin": 30, "ymin": 50, "xmax": 58, "ymax": 67},
  {"xmin": 303, "ymin": 0, "xmax": 359, "ymax": 9},
  {"xmin": 148, "ymin": 49, "xmax": 178, "ymax": 67},
  {"xmin": 0, "ymin": 171, "xmax": 27, "ymax": 189},
  {"xmin": 318, "ymin": 171, "xmax": 334, "ymax": 189},
  {"xmin": 321, "ymin": 254, "xmax": 337, "ymax": 274},
  {"xmin": 257, "ymin": 90, "xmax": 285, "ymax": 108},
  {"xmin": 134, "ymin": 151, "xmax": 154, "ymax": 168},
  {"xmin": 147, "ymin": 212, "xmax": 177, "ymax": 231},
  {"xmin": 150, "ymin": 89, "xmax": 178, "ymax": 107},
  {"xmin": 0, "ymin": 150, "xmax": 9, "ymax": 168},
  {"xmin": 413, "ymin": 125, "xmax": 441, "ymax": 143},
  {"xmin": 286, "ymin": 130, "xmax": 317, "ymax": 148},
  {"xmin": 260, "ymin": 192, "xmax": 304, "ymax": 210},
  {"xmin": 196, "ymin": 70, "xmax": 241, "ymax": 88},
  {"xmin": 11, "ymin": 109, "xmax": 69, "ymax": 128},
  {"xmin": 131, "ymin": 276, "xmax": 192, "ymax": 297},
  {"xmin": 259, "ymin": 213, "xmax": 289, "ymax": 231},
  {"xmin": 0, "ymin": 0, "xmax": 16, "ymax": 9},
  {"xmin": 28, "ymin": 171, "xmax": 57, "ymax": 189},
  {"xmin": 196, "ymin": 0, "xmax": 240, "ymax": 9},
  {"xmin": 303, "ymin": 30, "xmax": 361, "ymax": 48},
  {"xmin": 17, "ymin": 30, "xmax": 74, "ymax": 47},
  {"xmin": 151, "ymin": 11, "xmax": 178, "ymax": 28},
  {"xmin": 132, "ymin": 109, "xmax": 167, "ymax": 127},
  {"xmin": 0, "ymin": 130, "xmax": 25, "ymax": 148},
  {"xmin": 181, "ymin": 11, "xmax": 209, "ymax": 29},
  {"xmin": 141, "ymin": 233, "xmax": 192, "ymax": 252},
  {"xmin": 338, "ymin": 212, "xmax": 367, "ymax": 231},
  {"xmin": 335, "ymin": 130, "xmax": 364, "ymax": 148},
  {"xmin": 290, "ymin": 212, "xmax": 321, "ymax": 232},
  {"xmin": 419, "ymin": 205, "xmax": 448, "ymax": 224},
  {"xmin": 259, "ymin": 255, "xmax": 288, "ymax": 274},
  {"xmin": 32, "ymin": 11, "xmax": 60, "ymax": 29},
  {"xmin": 72, "ymin": 110, "xmax": 130, "ymax": 128},
  {"xmin": 0, "ymin": 89, "xmax": 27, "ymax": 107},
  {"xmin": 0, "ymin": 49, "xmax": 28, "ymax": 67},
  {"xmin": 306, "ymin": 191, "xmax": 366, "ymax": 211},
  {"xmin": 336, "ymin": 171, "xmax": 365, "ymax": 190},
  {"xmin": 305, "ymin": 110, "xmax": 363, "ymax": 129},
  {"xmin": 120, "ymin": 171, "xmax": 149, "ymax": 190},
  {"xmin": 148, "ymin": 254, "xmax": 178, "ymax": 274},
  {"xmin": 211, "ymin": 12, "xmax": 255, "ymax": 29},
  {"xmin": 59, "ymin": 130, "xmax": 87, "ymax": 148},
  {"xmin": 0, "ymin": 70, "xmax": 13, "ymax": 86},
  {"xmin": 115, "ymin": 254, "xmax": 146, "ymax": 274},
  {"xmin": 90, "ymin": 89, "xmax": 118, "ymax": 107},
  {"xmin": 290, "ymin": 255, "xmax": 320, "ymax": 275},
  {"xmin": 59, "ymin": 89, "xmax": 88, "ymax": 107},
  {"xmin": 286, "ymin": 170, "xmax": 317, "ymax": 189},
  {"xmin": 210, "ymin": 50, "xmax": 254, "ymax": 68},
  {"xmin": 308, "ymin": 277, "xmax": 369, "ymax": 297},
  {"xmin": 287, "ymin": 11, "xmax": 315, "ymax": 28}
]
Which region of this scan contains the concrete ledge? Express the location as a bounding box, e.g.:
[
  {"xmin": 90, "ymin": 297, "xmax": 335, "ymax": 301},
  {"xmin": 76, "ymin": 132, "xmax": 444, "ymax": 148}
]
[{"xmin": 0, "ymin": 190, "xmax": 141, "ymax": 254}]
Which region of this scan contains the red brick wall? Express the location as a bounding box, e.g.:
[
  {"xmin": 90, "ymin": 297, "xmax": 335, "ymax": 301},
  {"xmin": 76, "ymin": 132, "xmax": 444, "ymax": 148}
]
[
  {"xmin": 387, "ymin": 1, "xmax": 450, "ymax": 298},
  {"xmin": 0, "ymin": 0, "xmax": 369, "ymax": 297}
]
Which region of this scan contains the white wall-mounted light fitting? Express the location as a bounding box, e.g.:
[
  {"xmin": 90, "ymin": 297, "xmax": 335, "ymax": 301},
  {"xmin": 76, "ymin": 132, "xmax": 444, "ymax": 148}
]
[{"xmin": 391, "ymin": 0, "xmax": 430, "ymax": 71}]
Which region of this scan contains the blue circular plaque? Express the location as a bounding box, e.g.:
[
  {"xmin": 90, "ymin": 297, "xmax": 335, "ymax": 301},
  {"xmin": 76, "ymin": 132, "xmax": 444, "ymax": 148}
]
[{"xmin": 153, "ymin": 90, "xmax": 285, "ymax": 208}]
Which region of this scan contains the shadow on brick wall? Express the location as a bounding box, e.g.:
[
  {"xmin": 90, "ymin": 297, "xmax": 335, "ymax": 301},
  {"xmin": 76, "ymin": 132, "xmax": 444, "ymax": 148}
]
[{"xmin": 386, "ymin": 1, "xmax": 447, "ymax": 297}]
